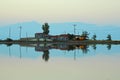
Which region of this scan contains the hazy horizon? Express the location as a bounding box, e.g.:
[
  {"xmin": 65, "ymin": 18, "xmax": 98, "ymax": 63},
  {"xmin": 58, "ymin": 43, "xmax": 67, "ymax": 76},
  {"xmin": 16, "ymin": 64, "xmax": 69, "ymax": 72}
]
[{"xmin": 0, "ymin": 0, "xmax": 120, "ymax": 26}]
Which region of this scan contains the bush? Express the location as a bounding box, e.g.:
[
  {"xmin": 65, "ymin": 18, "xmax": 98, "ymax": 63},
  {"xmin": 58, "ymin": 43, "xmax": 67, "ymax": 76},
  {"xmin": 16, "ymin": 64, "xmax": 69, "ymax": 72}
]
[{"xmin": 5, "ymin": 38, "xmax": 13, "ymax": 42}]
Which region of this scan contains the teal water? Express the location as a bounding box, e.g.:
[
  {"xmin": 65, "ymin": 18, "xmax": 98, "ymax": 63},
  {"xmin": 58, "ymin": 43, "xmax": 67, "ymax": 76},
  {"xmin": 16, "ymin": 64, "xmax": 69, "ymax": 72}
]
[
  {"xmin": 0, "ymin": 44, "xmax": 120, "ymax": 80},
  {"xmin": 0, "ymin": 44, "xmax": 120, "ymax": 60}
]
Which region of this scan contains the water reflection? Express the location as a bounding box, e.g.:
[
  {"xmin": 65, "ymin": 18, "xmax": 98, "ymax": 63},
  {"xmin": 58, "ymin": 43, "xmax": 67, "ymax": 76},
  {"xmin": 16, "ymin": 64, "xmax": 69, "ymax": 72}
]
[
  {"xmin": 19, "ymin": 46, "xmax": 22, "ymax": 59},
  {"xmin": 107, "ymin": 44, "xmax": 111, "ymax": 50},
  {"xmin": 92, "ymin": 44, "xmax": 97, "ymax": 50},
  {"xmin": 0, "ymin": 43, "xmax": 119, "ymax": 62},
  {"xmin": 9, "ymin": 46, "xmax": 11, "ymax": 57},
  {"xmin": 0, "ymin": 43, "xmax": 120, "ymax": 80},
  {"xmin": 42, "ymin": 50, "xmax": 49, "ymax": 62},
  {"xmin": 26, "ymin": 43, "xmax": 116, "ymax": 61},
  {"xmin": 35, "ymin": 43, "xmax": 89, "ymax": 53},
  {"xmin": 34, "ymin": 43, "xmax": 90, "ymax": 61}
]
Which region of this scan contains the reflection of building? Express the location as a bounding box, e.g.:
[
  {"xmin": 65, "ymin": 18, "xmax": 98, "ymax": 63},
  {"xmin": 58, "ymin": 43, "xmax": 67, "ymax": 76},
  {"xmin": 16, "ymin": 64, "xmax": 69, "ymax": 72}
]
[
  {"xmin": 35, "ymin": 44, "xmax": 51, "ymax": 52},
  {"xmin": 35, "ymin": 43, "xmax": 89, "ymax": 52},
  {"xmin": 53, "ymin": 44, "xmax": 69, "ymax": 50},
  {"xmin": 35, "ymin": 43, "xmax": 69, "ymax": 52},
  {"xmin": 75, "ymin": 45, "xmax": 89, "ymax": 54},
  {"xmin": 79, "ymin": 45, "xmax": 87, "ymax": 49},
  {"xmin": 35, "ymin": 46, "xmax": 50, "ymax": 51}
]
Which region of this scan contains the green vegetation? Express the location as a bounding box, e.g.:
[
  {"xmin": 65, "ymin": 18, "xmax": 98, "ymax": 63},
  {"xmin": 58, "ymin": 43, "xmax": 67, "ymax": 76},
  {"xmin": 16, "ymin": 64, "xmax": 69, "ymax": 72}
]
[
  {"xmin": 81, "ymin": 31, "xmax": 89, "ymax": 40},
  {"xmin": 67, "ymin": 34, "xmax": 75, "ymax": 40},
  {"xmin": 0, "ymin": 22, "xmax": 120, "ymax": 45},
  {"xmin": 42, "ymin": 23, "xmax": 50, "ymax": 35},
  {"xmin": 92, "ymin": 34, "xmax": 97, "ymax": 40},
  {"xmin": 107, "ymin": 34, "xmax": 112, "ymax": 41},
  {"xmin": 5, "ymin": 38, "xmax": 13, "ymax": 42}
]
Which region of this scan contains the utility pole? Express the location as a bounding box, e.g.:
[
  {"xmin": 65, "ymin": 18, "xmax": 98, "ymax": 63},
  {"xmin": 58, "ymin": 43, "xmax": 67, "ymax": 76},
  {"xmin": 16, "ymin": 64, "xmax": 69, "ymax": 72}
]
[
  {"xmin": 19, "ymin": 26, "xmax": 22, "ymax": 39},
  {"xmin": 19, "ymin": 46, "xmax": 22, "ymax": 59},
  {"xmin": 9, "ymin": 46, "xmax": 11, "ymax": 57},
  {"xmin": 73, "ymin": 24, "xmax": 76, "ymax": 35},
  {"xmin": 9, "ymin": 27, "xmax": 11, "ymax": 38},
  {"xmin": 8, "ymin": 27, "xmax": 11, "ymax": 57},
  {"xmin": 74, "ymin": 49, "xmax": 76, "ymax": 60},
  {"xmin": 26, "ymin": 32, "xmax": 28, "ymax": 41}
]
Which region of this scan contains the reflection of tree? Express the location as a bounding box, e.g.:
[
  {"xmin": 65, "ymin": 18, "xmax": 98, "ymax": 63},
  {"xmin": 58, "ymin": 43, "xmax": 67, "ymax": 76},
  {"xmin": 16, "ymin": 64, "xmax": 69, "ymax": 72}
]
[
  {"xmin": 81, "ymin": 48, "xmax": 89, "ymax": 54},
  {"xmin": 92, "ymin": 34, "xmax": 97, "ymax": 40},
  {"xmin": 80, "ymin": 45, "xmax": 89, "ymax": 54},
  {"xmin": 42, "ymin": 50, "xmax": 50, "ymax": 62},
  {"xmin": 68, "ymin": 45, "xmax": 89, "ymax": 54},
  {"xmin": 92, "ymin": 44, "xmax": 97, "ymax": 50},
  {"xmin": 74, "ymin": 45, "xmax": 89, "ymax": 54},
  {"xmin": 107, "ymin": 44, "xmax": 111, "ymax": 50},
  {"xmin": 6, "ymin": 43, "xmax": 13, "ymax": 46},
  {"xmin": 68, "ymin": 45, "xmax": 75, "ymax": 51}
]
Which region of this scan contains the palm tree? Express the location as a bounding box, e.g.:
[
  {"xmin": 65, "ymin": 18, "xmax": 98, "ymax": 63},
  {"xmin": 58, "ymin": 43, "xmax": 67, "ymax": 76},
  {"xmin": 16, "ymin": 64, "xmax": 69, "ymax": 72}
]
[
  {"xmin": 107, "ymin": 44, "xmax": 111, "ymax": 50},
  {"xmin": 81, "ymin": 31, "xmax": 89, "ymax": 40},
  {"xmin": 107, "ymin": 34, "xmax": 112, "ymax": 41},
  {"xmin": 92, "ymin": 34, "xmax": 97, "ymax": 40},
  {"xmin": 42, "ymin": 23, "xmax": 49, "ymax": 35},
  {"xmin": 67, "ymin": 34, "xmax": 75, "ymax": 40}
]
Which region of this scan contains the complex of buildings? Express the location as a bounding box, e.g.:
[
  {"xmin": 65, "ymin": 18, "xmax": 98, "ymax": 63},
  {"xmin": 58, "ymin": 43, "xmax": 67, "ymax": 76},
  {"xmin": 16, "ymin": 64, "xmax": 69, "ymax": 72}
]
[
  {"xmin": 20, "ymin": 32, "xmax": 88, "ymax": 41},
  {"xmin": 35, "ymin": 33, "xmax": 69, "ymax": 41}
]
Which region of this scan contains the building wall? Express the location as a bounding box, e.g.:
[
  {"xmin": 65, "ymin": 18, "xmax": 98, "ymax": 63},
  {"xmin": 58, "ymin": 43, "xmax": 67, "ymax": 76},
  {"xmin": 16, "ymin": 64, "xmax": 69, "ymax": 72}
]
[{"xmin": 35, "ymin": 33, "xmax": 45, "ymax": 39}]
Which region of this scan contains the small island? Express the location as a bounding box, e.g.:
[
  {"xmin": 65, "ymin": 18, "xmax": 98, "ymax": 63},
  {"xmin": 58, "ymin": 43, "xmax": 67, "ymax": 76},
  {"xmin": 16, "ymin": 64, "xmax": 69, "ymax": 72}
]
[{"xmin": 0, "ymin": 23, "xmax": 120, "ymax": 45}]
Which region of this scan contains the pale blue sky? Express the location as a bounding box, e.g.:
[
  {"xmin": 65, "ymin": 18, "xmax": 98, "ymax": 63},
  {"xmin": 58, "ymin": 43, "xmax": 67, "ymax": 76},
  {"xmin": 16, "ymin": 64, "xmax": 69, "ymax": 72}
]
[{"xmin": 0, "ymin": 0, "xmax": 120, "ymax": 26}]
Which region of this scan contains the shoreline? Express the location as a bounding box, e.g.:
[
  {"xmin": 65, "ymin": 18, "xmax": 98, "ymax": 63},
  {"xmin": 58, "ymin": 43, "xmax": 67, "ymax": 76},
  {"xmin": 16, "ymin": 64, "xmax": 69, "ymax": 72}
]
[{"xmin": 0, "ymin": 40, "xmax": 120, "ymax": 45}]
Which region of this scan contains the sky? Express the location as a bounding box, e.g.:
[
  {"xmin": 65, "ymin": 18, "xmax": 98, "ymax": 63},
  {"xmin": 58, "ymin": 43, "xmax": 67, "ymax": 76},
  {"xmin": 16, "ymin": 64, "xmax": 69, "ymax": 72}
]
[{"xmin": 0, "ymin": 0, "xmax": 120, "ymax": 26}]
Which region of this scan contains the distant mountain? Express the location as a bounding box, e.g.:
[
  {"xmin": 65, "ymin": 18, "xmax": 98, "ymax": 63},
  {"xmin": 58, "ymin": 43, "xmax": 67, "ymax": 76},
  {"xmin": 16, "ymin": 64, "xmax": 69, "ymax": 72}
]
[
  {"xmin": 0, "ymin": 21, "xmax": 120, "ymax": 40},
  {"xmin": 50, "ymin": 22, "xmax": 120, "ymax": 40},
  {"xmin": 0, "ymin": 21, "xmax": 42, "ymax": 39}
]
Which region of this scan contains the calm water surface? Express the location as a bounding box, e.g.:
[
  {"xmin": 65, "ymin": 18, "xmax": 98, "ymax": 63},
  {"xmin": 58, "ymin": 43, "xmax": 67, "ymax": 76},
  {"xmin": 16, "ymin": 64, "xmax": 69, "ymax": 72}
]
[{"xmin": 0, "ymin": 44, "xmax": 120, "ymax": 80}]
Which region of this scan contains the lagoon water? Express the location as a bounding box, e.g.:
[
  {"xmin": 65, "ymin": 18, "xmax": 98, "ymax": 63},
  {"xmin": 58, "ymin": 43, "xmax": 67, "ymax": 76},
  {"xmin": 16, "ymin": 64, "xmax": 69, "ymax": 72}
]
[{"xmin": 0, "ymin": 44, "xmax": 120, "ymax": 80}]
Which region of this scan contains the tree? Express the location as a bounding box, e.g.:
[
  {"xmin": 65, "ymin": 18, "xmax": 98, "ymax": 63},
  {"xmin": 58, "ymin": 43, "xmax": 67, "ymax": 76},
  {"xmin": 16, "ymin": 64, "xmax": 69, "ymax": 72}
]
[
  {"xmin": 107, "ymin": 34, "xmax": 112, "ymax": 41},
  {"xmin": 5, "ymin": 38, "xmax": 13, "ymax": 42},
  {"xmin": 67, "ymin": 34, "xmax": 75, "ymax": 40},
  {"xmin": 81, "ymin": 31, "xmax": 89, "ymax": 40},
  {"xmin": 92, "ymin": 34, "xmax": 97, "ymax": 40},
  {"xmin": 42, "ymin": 23, "xmax": 49, "ymax": 35}
]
